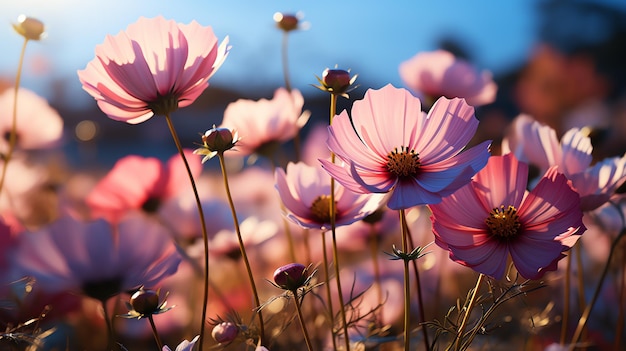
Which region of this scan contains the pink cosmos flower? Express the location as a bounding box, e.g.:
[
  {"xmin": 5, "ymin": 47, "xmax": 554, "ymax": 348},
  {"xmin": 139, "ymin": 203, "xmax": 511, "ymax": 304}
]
[
  {"xmin": 320, "ymin": 84, "xmax": 491, "ymax": 210},
  {"xmin": 78, "ymin": 16, "xmax": 229, "ymax": 123},
  {"xmin": 503, "ymin": 114, "xmax": 626, "ymax": 211},
  {"xmin": 398, "ymin": 50, "xmax": 497, "ymax": 107},
  {"xmin": 429, "ymin": 154, "xmax": 585, "ymax": 280},
  {"xmin": 11, "ymin": 214, "xmax": 181, "ymax": 301},
  {"xmin": 0, "ymin": 87, "xmax": 63, "ymax": 152},
  {"xmin": 275, "ymin": 162, "xmax": 385, "ymax": 230},
  {"xmin": 162, "ymin": 335, "xmax": 199, "ymax": 351},
  {"xmin": 86, "ymin": 150, "xmax": 201, "ymax": 222},
  {"xmin": 219, "ymin": 87, "xmax": 309, "ymax": 156}
]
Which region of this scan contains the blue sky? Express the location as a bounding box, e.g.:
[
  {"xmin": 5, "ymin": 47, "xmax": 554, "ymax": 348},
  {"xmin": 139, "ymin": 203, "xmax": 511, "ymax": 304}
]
[{"xmin": 1, "ymin": 0, "xmax": 545, "ymax": 107}]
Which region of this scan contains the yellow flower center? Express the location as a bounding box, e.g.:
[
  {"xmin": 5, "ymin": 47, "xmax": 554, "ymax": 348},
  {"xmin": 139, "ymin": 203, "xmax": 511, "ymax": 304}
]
[
  {"xmin": 485, "ymin": 205, "xmax": 521, "ymax": 240},
  {"xmin": 386, "ymin": 146, "xmax": 420, "ymax": 178},
  {"xmin": 310, "ymin": 195, "xmax": 337, "ymax": 223}
]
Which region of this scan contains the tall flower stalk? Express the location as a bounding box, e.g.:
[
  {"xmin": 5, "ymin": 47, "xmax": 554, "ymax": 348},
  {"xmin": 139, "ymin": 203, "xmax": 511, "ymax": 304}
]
[
  {"xmin": 195, "ymin": 127, "xmax": 265, "ymax": 344},
  {"xmin": 164, "ymin": 114, "xmax": 212, "ymax": 348},
  {"xmin": 0, "ymin": 16, "xmax": 45, "ymax": 193}
]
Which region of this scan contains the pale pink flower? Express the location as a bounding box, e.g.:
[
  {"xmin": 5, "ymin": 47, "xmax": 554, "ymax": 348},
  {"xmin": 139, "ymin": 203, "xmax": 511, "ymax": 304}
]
[
  {"xmin": 430, "ymin": 154, "xmax": 585, "ymax": 280},
  {"xmin": 208, "ymin": 216, "xmax": 278, "ymax": 258},
  {"xmin": 12, "ymin": 214, "xmax": 181, "ymax": 301},
  {"xmin": 162, "ymin": 335, "xmax": 199, "ymax": 351},
  {"xmin": 321, "ymin": 84, "xmax": 491, "ymax": 210},
  {"xmin": 276, "ymin": 162, "xmax": 385, "ymax": 230},
  {"xmin": 0, "ymin": 87, "xmax": 63, "ymax": 152},
  {"xmin": 78, "ymin": 16, "xmax": 229, "ymax": 123},
  {"xmin": 399, "ymin": 49, "xmax": 497, "ymax": 106},
  {"xmin": 86, "ymin": 150, "xmax": 201, "ymax": 222},
  {"xmin": 219, "ymin": 87, "xmax": 309, "ymax": 156},
  {"xmin": 503, "ymin": 114, "xmax": 626, "ymax": 211}
]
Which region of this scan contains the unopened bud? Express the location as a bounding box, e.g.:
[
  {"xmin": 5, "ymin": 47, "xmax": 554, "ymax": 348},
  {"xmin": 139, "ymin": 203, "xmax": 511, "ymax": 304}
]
[
  {"xmin": 12, "ymin": 15, "xmax": 46, "ymax": 41},
  {"xmin": 273, "ymin": 263, "xmax": 307, "ymax": 291},
  {"xmin": 212, "ymin": 322, "xmax": 239, "ymax": 343},
  {"xmin": 130, "ymin": 289, "xmax": 160, "ymax": 315},
  {"xmin": 273, "ymin": 13, "xmax": 299, "ymax": 32}
]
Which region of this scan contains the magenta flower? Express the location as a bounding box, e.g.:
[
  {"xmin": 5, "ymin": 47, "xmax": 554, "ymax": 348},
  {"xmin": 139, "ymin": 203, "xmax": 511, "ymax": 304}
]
[
  {"xmin": 430, "ymin": 154, "xmax": 585, "ymax": 280},
  {"xmin": 77, "ymin": 16, "xmax": 229, "ymax": 123},
  {"xmin": 86, "ymin": 150, "xmax": 201, "ymax": 222},
  {"xmin": 276, "ymin": 162, "xmax": 385, "ymax": 229},
  {"xmin": 399, "ymin": 50, "xmax": 497, "ymax": 107},
  {"xmin": 12, "ymin": 214, "xmax": 181, "ymax": 301},
  {"xmin": 503, "ymin": 114, "xmax": 626, "ymax": 211},
  {"xmin": 0, "ymin": 87, "xmax": 63, "ymax": 152},
  {"xmin": 320, "ymin": 84, "xmax": 491, "ymax": 210},
  {"xmin": 220, "ymin": 87, "xmax": 309, "ymax": 156}
]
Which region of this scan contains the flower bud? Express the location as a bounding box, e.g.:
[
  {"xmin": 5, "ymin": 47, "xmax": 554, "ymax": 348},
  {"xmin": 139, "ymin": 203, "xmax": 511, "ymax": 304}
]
[
  {"xmin": 130, "ymin": 289, "xmax": 160, "ymax": 315},
  {"xmin": 201, "ymin": 127, "xmax": 238, "ymax": 153},
  {"xmin": 273, "ymin": 263, "xmax": 307, "ymax": 291},
  {"xmin": 273, "ymin": 12, "xmax": 299, "ymax": 32},
  {"xmin": 12, "ymin": 15, "xmax": 46, "ymax": 41},
  {"xmin": 314, "ymin": 68, "xmax": 358, "ymax": 97},
  {"xmin": 212, "ymin": 322, "xmax": 239, "ymax": 343}
]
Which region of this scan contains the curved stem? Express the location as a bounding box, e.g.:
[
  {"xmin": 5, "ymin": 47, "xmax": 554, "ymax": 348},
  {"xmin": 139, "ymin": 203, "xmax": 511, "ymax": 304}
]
[
  {"xmin": 455, "ymin": 273, "xmax": 485, "ymax": 351},
  {"xmin": 217, "ymin": 152, "xmax": 265, "ymax": 344},
  {"xmin": 0, "ymin": 37, "xmax": 29, "ymax": 193},
  {"xmin": 148, "ymin": 315, "xmax": 164, "ymax": 351},
  {"xmin": 399, "ymin": 210, "xmax": 411, "ymax": 351},
  {"xmin": 569, "ymin": 228, "xmax": 626, "ymax": 349},
  {"xmin": 321, "ymin": 231, "xmax": 338, "ymax": 350},
  {"xmin": 164, "ymin": 114, "xmax": 210, "ymax": 350},
  {"xmin": 293, "ymin": 289, "xmax": 315, "ymax": 351}
]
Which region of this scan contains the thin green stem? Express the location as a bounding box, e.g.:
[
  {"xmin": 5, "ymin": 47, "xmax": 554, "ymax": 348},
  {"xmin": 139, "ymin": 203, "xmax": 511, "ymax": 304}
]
[
  {"xmin": 455, "ymin": 273, "xmax": 485, "ymax": 351},
  {"xmin": 164, "ymin": 114, "xmax": 210, "ymax": 351},
  {"xmin": 293, "ymin": 289, "xmax": 315, "ymax": 351},
  {"xmin": 569, "ymin": 228, "xmax": 626, "ymax": 349},
  {"xmin": 148, "ymin": 315, "xmax": 164, "ymax": 351},
  {"xmin": 399, "ymin": 210, "xmax": 411, "ymax": 351},
  {"xmin": 0, "ymin": 37, "xmax": 29, "ymax": 194},
  {"xmin": 321, "ymin": 231, "xmax": 338, "ymax": 351},
  {"xmin": 217, "ymin": 152, "xmax": 265, "ymax": 344}
]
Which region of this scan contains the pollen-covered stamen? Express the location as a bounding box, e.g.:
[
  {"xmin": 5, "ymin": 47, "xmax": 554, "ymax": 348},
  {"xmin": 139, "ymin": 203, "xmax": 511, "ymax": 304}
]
[
  {"xmin": 310, "ymin": 195, "xmax": 338, "ymax": 223},
  {"xmin": 485, "ymin": 205, "xmax": 521, "ymax": 239},
  {"xmin": 386, "ymin": 146, "xmax": 420, "ymax": 178}
]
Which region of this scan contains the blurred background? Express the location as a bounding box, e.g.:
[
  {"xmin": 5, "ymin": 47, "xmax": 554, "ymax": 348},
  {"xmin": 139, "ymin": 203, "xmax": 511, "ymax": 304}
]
[{"xmin": 1, "ymin": 0, "xmax": 626, "ymax": 168}]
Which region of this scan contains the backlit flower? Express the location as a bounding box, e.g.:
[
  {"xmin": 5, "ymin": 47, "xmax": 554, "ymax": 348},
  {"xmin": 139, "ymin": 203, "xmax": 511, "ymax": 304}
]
[
  {"xmin": 399, "ymin": 50, "xmax": 497, "ymax": 106},
  {"xmin": 0, "ymin": 87, "xmax": 63, "ymax": 152},
  {"xmin": 163, "ymin": 335, "xmax": 199, "ymax": 351},
  {"xmin": 12, "ymin": 214, "xmax": 181, "ymax": 301},
  {"xmin": 276, "ymin": 162, "xmax": 385, "ymax": 229},
  {"xmin": 219, "ymin": 88, "xmax": 309, "ymax": 157},
  {"xmin": 78, "ymin": 16, "xmax": 229, "ymax": 123},
  {"xmin": 12, "ymin": 15, "xmax": 46, "ymax": 41},
  {"xmin": 320, "ymin": 84, "xmax": 491, "ymax": 210},
  {"xmin": 86, "ymin": 150, "xmax": 201, "ymax": 222},
  {"xmin": 503, "ymin": 114, "xmax": 626, "ymax": 211},
  {"xmin": 429, "ymin": 154, "xmax": 585, "ymax": 280}
]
